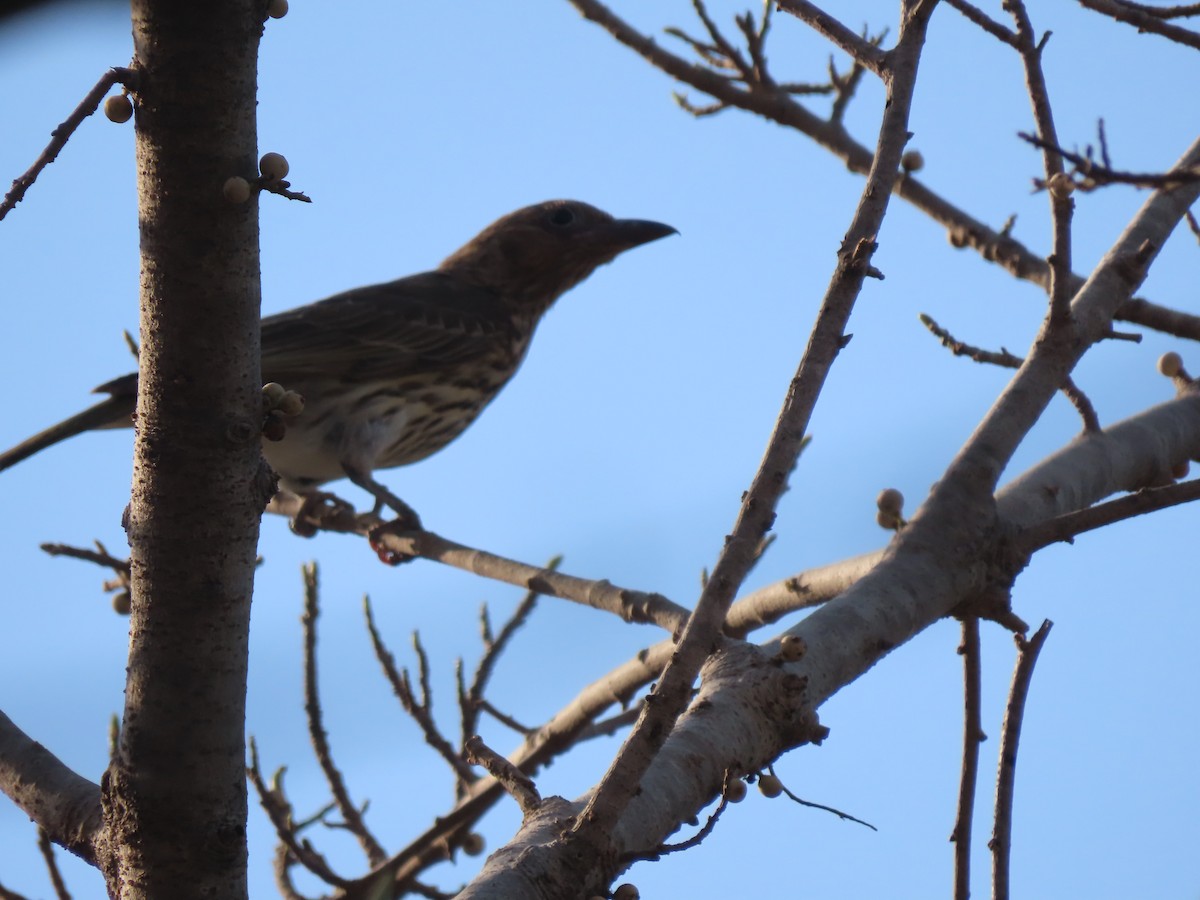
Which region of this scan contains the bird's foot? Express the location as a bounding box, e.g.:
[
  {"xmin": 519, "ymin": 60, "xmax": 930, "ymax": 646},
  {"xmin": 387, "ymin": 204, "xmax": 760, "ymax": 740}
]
[
  {"xmin": 367, "ymin": 518, "xmax": 423, "ymax": 566},
  {"xmin": 342, "ymin": 467, "xmax": 423, "ymax": 532},
  {"xmin": 284, "ymin": 490, "xmax": 362, "ymax": 537}
]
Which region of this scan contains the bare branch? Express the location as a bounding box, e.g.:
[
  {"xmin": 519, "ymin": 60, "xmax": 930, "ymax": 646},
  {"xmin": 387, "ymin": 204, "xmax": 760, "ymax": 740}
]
[
  {"xmin": 367, "ymin": 529, "xmax": 691, "ymax": 632},
  {"xmin": 950, "ymin": 618, "xmax": 985, "ymax": 900},
  {"xmin": 246, "ymin": 739, "xmax": 351, "ymax": 889},
  {"xmin": 945, "ymin": 0, "xmax": 1020, "ymax": 45},
  {"xmin": 301, "ymin": 564, "xmax": 387, "ymax": 866},
  {"xmin": 464, "ymin": 736, "xmax": 542, "ymax": 818},
  {"xmin": 474, "ymin": 698, "xmax": 533, "ymax": 737},
  {"xmin": 36, "ymin": 828, "xmax": 71, "ymax": 900},
  {"xmin": 564, "ymin": 0, "xmax": 1200, "ymax": 342},
  {"xmin": 1077, "ymin": 0, "xmax": 1200, "ymax": 48},
  {"xmin": 1, "ymin": 67, "xmax": 138, "ymax": 220},
  {"xmin": 363, "ymin": 603, "xmax": 480, "ymax": 787},
  {"xmin": 566, "ymin": 0, "xmax": 937, "ymax": 855},
  {"xmin": 461, "ymin": 560, "xmax": 553, "ymax": 742},
  {"xmin": 1017, "ymin": 477, "xmax": 1200, "ymax": 551},
  {"xmin": 259, "ymin": 177, "xmax": 312, "ymax": 203},
  {"xmin": 919, "ymin": 313, "xmax": 1101, "ymax": 432},
  {"xmin": 1020, "ymin": 130, "xmax": 1200, "ymax": 190},
  {"xmin": 1109, "ymin": 1, "xmax": 1200, "ymax": 18},
  {"xmin": 622, "ymin": 770, "xmax": 739, "ymax": 862},
  {"xmin": 775, "ymin": 0, "xmax": 888, "ymax": 75},
  {"xmin": 769, "ymin": 763, "xmax": 876, "ymax": 829},
  {"xmin": 1006, "ymin": 0, "xmax": 1076, "ymax": 326},
  {"xmin": 990, "ymin": 621, "xmax": 1054, "ymax": 900},
  {"xmin": 0, "ymin": 709, "xmax": 100, "ymax": 865}
]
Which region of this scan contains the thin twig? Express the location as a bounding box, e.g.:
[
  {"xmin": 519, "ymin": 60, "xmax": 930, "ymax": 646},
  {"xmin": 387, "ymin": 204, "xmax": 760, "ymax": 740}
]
[
  {"xmin": 919, "ymin": 314, "xmax": 1100, "ymax": 432},
  {"xmin": 1020, "ymin": 130, "xmax": 1200, "ymax": 191},
  {"xmin": 461, "ymin": 559, "xmax": 555, "ymax": 742},
  {"xmin": 945, "ymin": 0, "xmax": 1020, "ymax": 45},
  {"xmin": 950, "ymin": 618, "xmax": 984, "ymax": 900},
  {"xmin": 301, "ymin": 564, "xmax": 387, "ymax": 865},
  {"xmin": 40, "ymin": 541, "xmax": 133, "ymax": 605},
  {"xmin": 363, "ymin": 602, "xmax": 479, "ymax": 787},
  {"xmin": 577, "ymin": 703, "xmax": 642, "ymax": 741},
  {"xmin": 770, "ymin": 763, "xmax": 877, "ymax": 830},
  {"xmin": 474, "ymin": 698, "xmax": 533, "ymax": 736},
  {"xmin": 40, "ymin": 542, "xmax": 130, "ymax": 575},
  {"xmin": 260, "ymin": 178, "xmax": 312, "ymax": 203},
  {"xmin": 36, "ymin": 828, "xmax": 70, "ymax": 900},
  {"xmin": 622, "ymin": 770, "xmax": 738, "ymax": 862},
  {"xmin": 775, "ymin": 0, "xmax": 889, "ymax": 75},
  {"xmin": 246, "ymin": 739, "xmax": 351, "ymax": 889},
  {"xmin": 564, "ymin": 0, "xmax": 1200, "ymax": 342},
  {"xmin": 990, "ymin": 621, "xmax": 1053, "ymax": 900},
  {"xmin": 463, "ymin": 736, "xmax": 541, "ymax": 817},
  {"xmin": 1185, "ymin": 209, "xmax": 1200, "ymax": 242},
  {"xmin": 1, "ymin": 67, "xmax": 137, "ymax": 220},
  {"xmin": 1006, "ymin": 0, "xmax": 1075, "ymax": 326}
]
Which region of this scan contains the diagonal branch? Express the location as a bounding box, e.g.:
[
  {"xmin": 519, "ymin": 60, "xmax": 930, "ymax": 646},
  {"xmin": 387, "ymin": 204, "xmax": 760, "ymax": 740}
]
[
  {"xmin": 0, "ymin": 710, "xmax": 101, "ymax": 864},
  {"xmin": 1077, "ymin": 0, "xmax": 1200, "ymax": 48},
  {"xmin": 775, "ymin": 0, "xmax": 889, "ymax": 74},
  {"xmin": 919, "ymin": 312, "xmax": 1101, "ymax": 432},
  {"xmin": 566, "ymin": 0, "xmax": 938, "ymax": 854},
  {"xmin": 1, "ymin": 67, "xmax": 138, "ymax": 221}
]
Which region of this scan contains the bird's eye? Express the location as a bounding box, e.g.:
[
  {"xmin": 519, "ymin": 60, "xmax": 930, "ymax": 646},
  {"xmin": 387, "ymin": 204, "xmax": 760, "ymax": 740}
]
[{"xmin": 548, "ymin": 207, "xmax": 576, "ymax": 227}]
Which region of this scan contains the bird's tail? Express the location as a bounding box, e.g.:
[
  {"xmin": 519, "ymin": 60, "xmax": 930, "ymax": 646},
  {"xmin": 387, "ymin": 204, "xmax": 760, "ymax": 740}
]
[{"xmin": 0, "ymin": 395, "xmax": 136, "ymax": 473}]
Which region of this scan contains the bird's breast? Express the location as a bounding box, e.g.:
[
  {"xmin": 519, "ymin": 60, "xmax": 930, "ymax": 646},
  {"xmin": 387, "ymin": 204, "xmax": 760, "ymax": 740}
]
[{"xmin": 263, "ymin": 355, "xmax": 521, "ymax": 489}]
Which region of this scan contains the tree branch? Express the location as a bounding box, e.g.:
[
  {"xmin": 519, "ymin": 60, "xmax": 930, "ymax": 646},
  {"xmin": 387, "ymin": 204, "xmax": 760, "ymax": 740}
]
[
  {"xmin": 1077, "ymin": 0, "xmax": 1200, "ymax": 48},
  {"xmin": 301, "ymin": 564, "xmax": 387, "ymax": 866},
  {"xmin": 990, "ymin": 621, "xmax": 1053, "ymax": 900},
  {"xmin": 950, "ymin": 618, "xmax": 984, "ymax": 900},
  {"xmin": 0, "ymin": 67, "xmax": 137, "ymax": 220},
  {"xmin": 0, "ymin": 709, "xmax": 101, "ymax": 864}
]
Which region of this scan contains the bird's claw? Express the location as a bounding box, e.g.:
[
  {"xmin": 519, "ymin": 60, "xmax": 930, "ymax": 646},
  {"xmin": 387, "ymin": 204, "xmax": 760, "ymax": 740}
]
[
  {"xmin": 367, "ymin": 516, "xmax": 423, "ymax": 565},
  {"xmin": 289, "ymin": 491, "xmax": 359, "ymax": 537}
]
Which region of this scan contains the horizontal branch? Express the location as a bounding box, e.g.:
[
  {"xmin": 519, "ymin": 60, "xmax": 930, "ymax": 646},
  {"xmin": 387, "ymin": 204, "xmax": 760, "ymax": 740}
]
[{"xmin": 372, "ymin": 529, "xmax": 691, "ymax": 633}]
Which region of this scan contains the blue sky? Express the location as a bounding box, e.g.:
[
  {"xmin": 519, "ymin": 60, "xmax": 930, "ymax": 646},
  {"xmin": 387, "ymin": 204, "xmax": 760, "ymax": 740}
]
[{"xmin": 1, "ymin": 2, "xmax": 1197, "ymax": 897}]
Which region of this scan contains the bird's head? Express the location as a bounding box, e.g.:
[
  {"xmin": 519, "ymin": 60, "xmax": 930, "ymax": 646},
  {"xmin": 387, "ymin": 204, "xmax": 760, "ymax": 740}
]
[{"xmin": 439, "ymin": 200, "xmax": 676, "ymax": 316}]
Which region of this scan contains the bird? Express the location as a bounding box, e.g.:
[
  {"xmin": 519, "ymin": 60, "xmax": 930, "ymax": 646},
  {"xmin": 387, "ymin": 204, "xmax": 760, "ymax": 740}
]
[{"xmin": 0, "ymin": 199, "xmax": 676, "ymax": 526}]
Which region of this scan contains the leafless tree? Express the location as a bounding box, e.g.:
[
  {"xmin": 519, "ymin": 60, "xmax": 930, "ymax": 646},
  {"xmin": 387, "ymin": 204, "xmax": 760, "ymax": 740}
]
[{"xmin": 2, "ymin": 1, "xmax": 1198, "ymax": 898}]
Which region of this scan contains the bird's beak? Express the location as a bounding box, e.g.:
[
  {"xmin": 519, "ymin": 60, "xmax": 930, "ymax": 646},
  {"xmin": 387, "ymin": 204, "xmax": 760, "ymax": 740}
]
[{"xmin": 606, "ymin": 218, "xmax": 679, "ymax": 249}]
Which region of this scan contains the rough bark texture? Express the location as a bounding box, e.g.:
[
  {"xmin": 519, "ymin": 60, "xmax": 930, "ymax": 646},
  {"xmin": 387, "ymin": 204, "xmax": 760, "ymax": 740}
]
[{"xmin": 97, "ymin": 2, "xmax": 266, "ymax": 896}]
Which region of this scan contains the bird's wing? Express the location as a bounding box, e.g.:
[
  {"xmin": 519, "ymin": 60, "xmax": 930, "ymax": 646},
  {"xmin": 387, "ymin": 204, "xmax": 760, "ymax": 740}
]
[{"xmin": 260, "ymin": 272, "xmax": 514, "ymax": 384}]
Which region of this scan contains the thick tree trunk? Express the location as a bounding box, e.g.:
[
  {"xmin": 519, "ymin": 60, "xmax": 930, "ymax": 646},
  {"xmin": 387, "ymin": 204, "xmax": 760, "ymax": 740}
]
[{"xmin": 97, "ymin": 3, "xmax": 267, "ymax": 896}]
